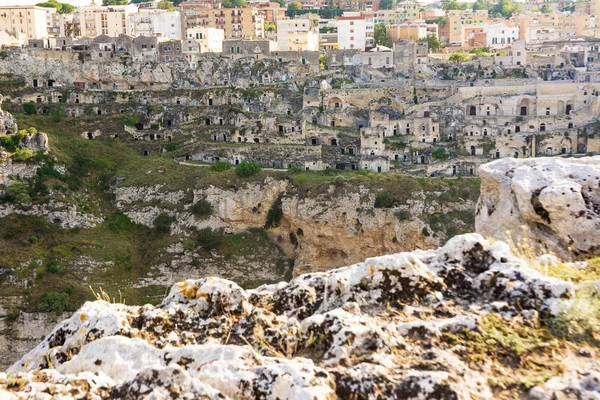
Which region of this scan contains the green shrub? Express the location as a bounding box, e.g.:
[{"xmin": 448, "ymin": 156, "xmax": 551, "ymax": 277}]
[
  {"xmin": 196, "ymin": 228, "xmax": 224, "ymax": 251},
  {"xmin": 5, "ymin": 181, "xmax": 31, "ymax": 203},
  {"xmin": 154, "ymin": 212, "xmax": 174, "ymax": 234},
  {"xmin": 123, "ymin": 116, "xmax": 138, "ymax": 127},
  {"xmin": 374, "ymin": 191, "xmax": 396, "ymax": 208},
  {"xmin": 28, "ymin": 234, "xmax": 38, "ymax": 243},
  {"xmin": 422, "ymin": 227, "xmax": 430, "ymax": 237},
  {"xmin": 395, "ymin": 210, "xmax": 412, "ymax": 221},
  {"xmin": 432, "ymin": 147, "xmax": 449, "ymax": 161},
  {"xmin": 190, "ymin": 199, "xmax": 213, "ymax": 219},
  {"xmin": 46, "ymin": 261, "xmax": 62, "ymax": 275},
  {"xmin": 265, "ymin": 197, "xmax": 283, "ymax": 229},
  {"xmin": 22, "ymin": 102, "xmax": 36, "ymax": 115},
  {"xmin": 12, "ymin": 148, "xmax": 35, "ymax": 162},
  {"xmin": 37, "ymin": 291, "xmax": 69, "ymax": 314},
  {"xmin": 211, "ymin": 160, "xmax": 232, "ymax": 172},
  {"xmin": 236, "ymin": 160, "xmax": 262, "ymax": 177},
  {"xmin": 106, "ymin": 211, "xmax": 135, "ymax": 232},
  {"xmin": 165, "ymin": 142, "xmax": 177, "ymax": 152}
]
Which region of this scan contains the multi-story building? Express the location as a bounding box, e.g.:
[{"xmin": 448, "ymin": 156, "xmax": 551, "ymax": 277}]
[
  {"xmin": 442, "ymin": 9, "xmax": 488, "ymax": 45},
  {"xmin": 277, "ymin": 14, "xmax": 320, "ymax": 51},
  {"xmin": 0, "ymin": 6, "xmax": 54, "ymax": 40},
  {"xmin": 372, "ymin": 3, "xmax": 422, "ymax": 25},
  {"xmin": 78, "ymin": 4, "xmax": 138, "ymax": 38},
  {"xmin": 337, "ymin": 13, "xmax": 367, "ymax": 50},
  {"xmin": 484, "ymin": 22, "xmax": 519, "ymax": 49},
  {"xmin": 387, "ymin": 20, "xmax": 429, "ymax": 42},
  {"xmin": 180, "ymin": 4, "xmax": 264, "ymax": 40},
  {"xmin": 518, "ymin": 13, "xmax": 578, "ymax": 43},
  {"xmin": 247, "ymin": 1, "xmax": 286, "ymax": 23},
  {"xmin": 128, "ymin": 9, "xmax": 182, "ymax": 39},
  {"xmin": 186, "ymin": 27, "xmax": 224, "ymax": 52}
]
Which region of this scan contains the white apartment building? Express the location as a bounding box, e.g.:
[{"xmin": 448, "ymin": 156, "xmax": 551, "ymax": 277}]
[
  {"xmin": 484, "ymin": 23, "xmax": 519, "ymax": 49},
  {"xmin": 79, "ymin": 4, "xmax": 138, "ymax": 38},
  {"xmin": 0, "ymin": 6, "xmax": 54, "ymax": 40},
  {"xmin": 277, "ymin": 15, "xmax": 319, "ymax": 51},
  {"xmin": 128, "ymin": 9, "xmax": 182, "ymax": 39},
  {"xmin": 337, "ymin": 13, "xmax": 367, "ymax": 50},
  {"xmin": 187, "ymin": 27, "xmax": 224, "ymax": 52}
]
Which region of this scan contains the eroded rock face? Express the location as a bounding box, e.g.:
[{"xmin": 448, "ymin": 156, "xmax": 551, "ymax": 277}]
[
  {"xmin": 2, "ymin": 234, "xmax": 583, "ymax": 399},
  {"xmin": 0, "ymin": 96, "xmax": 18, "ymax": 136},
  {"xmin": 476, "ymin": 156, "xmax": 600, "ymax": 258},
  {"xmin": 19, "ymin": 132, "xmax": 50, "ymax": 153}
]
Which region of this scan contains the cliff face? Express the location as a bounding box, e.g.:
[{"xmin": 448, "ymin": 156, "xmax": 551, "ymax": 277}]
[
  {"xmin": 114, "ymin": 177, "xmax": 477, "ymax": 276},
  {"xmin": 2, "ymin": 234, "xmax": 596, "ymax": 400},
  {"xmin": 476, "ymin": 156, "xmax": 600, "ymax": 258}
]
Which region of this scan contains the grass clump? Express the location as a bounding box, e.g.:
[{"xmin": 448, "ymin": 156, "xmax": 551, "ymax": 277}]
[
  {"xmin": 190, "ymin": 199, "xmax": 213, "ymax": 219},
  {"xmin": 443, "ymin": 313, "xmax": 563, "ymax": 390},
  {"xmin": 236, "ymin": 160, "xmax": 262, "ymax": 177},
  {"xmin": 547, "ymin": 282, "xmax": 600, "ymax": 343}
]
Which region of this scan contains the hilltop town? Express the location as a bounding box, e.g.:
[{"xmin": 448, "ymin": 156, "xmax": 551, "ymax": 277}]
[{"xmin": 0, "ymin": 0, "xmax": 598, "ymax": 175}]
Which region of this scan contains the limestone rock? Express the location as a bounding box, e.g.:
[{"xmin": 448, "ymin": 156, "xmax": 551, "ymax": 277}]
[
  {"xmin": 476, "ymin": 156, "xmax": 600, "ymax": 258},
  {"xmin": 18, "ymin": 132, "xmax": 50, "ymax": 153},
  {"xmin": 3, "ymin": 234, "xmax": 583, "ymax": 399}
]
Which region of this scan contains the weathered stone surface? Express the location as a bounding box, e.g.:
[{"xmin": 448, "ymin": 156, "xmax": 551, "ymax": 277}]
[
  {"xmin": 3, "ymin": 234, "xmax": 584, "ymax": 399},
  {"xmin": 476, "ymin": 156, "xmax": 600, "ymax": 258},
  {"xmin": 18, "ymin": 132, "xmax": 50, "ymax": 153}
]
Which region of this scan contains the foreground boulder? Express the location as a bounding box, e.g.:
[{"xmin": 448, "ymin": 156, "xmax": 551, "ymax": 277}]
[
  {"xmin": 476, "ymin": 156, "xmax": 600, "ymax": 258},
  {"xmin": 3, "ymin": 233, "xmax": 597, "ymax": 399}
]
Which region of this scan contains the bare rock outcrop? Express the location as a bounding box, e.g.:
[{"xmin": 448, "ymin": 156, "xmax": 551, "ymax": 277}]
[
  {"xmin": 18, "ymin": 132, "xmax": 50, "ymax": 153},
  {"xmin": 3, "ymin": 234, "xmax": 590, "ymax": 399},
  {"xmin": 476, "ymin": 156, "xmax": 600, "ymax": 258},
  {"xmin": 0, "ymin": 95, "xmax": 17, "ymax": 136}
]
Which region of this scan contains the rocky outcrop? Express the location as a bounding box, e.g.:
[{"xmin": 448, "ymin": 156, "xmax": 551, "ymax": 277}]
[
  {"xmin": 0, "ymin": 95, "xmax": 17, "ymax": 136},
  {"xmin": 18, "ymin": 132, "xmax": 49, "ymax": 153},
  {"xmin": 476, "ymin": 156, "xmax": 600, "ymax": 258},
  {"xmin": 3, "ymin": 234, "xmax": 589, "ymax": 399}
]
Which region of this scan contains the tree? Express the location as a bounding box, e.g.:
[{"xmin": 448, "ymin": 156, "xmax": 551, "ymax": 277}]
[
  {"xmin": 102, "ymin": 0, "xmax": 128, "ymax": 5},
  {"xmin": 379, "ymin": 0, "xmax": 395, "ymax": 10},
  {"xmin": 157, "ymin": 0, "xmax": 176, "ymax": 10},
  {"xmin": 373, "ymin": 23, "xmax": 391, "ymax": 47},
  {"xmin": 287, "ymin": 2, "xmax": 301, "ymax": 11},
  {"xmin": 490, "ymin": 0, "xmax": 521, "ymax": 18},
  {"xmin": 540, "ymin": 4, "xmax": 552, "ymax": 13},
  {"xmin": 36, "ymin": 0, "xmax": 75, "ymax": 14},
  {"xmin": 449, "ymin": 52, "xmax": 469, "ymax": 63},
  {"xmin": 265, "ymin": 21, "xmax": 277, "ymax": 32},
  {"xmin": 273, "ymin": 0, "xmax": 285, "ymax": 6},
  {"xmin": 442, "ymin": 0, "xmax": 469, "ymax": 10},
  {"xmin": 472, "ymin": 0, "xmax": 491, "ymax": 10},
  {"xmin": 419, "ymin": 34, "xmax": 442, "ymax": 53},
  {"xmin": 221, "ymin": 0, "xmax": 245, "ymax": 7}
]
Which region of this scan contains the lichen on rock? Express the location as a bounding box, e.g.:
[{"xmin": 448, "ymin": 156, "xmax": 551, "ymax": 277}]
[{"xmin": 3, "ymin": 233, "xmax": 592, "ymax": 399}]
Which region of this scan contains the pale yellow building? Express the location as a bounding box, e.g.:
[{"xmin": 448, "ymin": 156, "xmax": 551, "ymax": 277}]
[
  {"xmin": 0, "ymin": 6, "xmax": 54, "ymax": 40},
  {"xmin": 443, "ymin": 9, "xmax": 488, "ymax": 45},
  {"xmin": 78, "ymin": 4, "xmax": 138, "ymax": 38}
]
